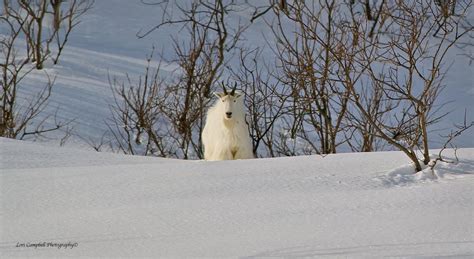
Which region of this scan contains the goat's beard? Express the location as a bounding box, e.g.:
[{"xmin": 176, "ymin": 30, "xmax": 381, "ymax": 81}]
[{"xmin": 223, "ymin": 115, "xmax": 235, "ymax": 127}]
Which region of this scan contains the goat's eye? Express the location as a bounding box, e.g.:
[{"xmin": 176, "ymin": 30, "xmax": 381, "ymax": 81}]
[{"xmin": 233, "ymin": 100, "xmax": 236, "ymax": 102}]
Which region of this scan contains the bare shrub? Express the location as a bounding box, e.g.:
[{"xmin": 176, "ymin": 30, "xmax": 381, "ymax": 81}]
[
  {"xmin": 341, "ymin": 0, "xmax": 473, "ymax": 171},
  {"xmin": 3, "ymin": 0, "xmax": 94, "ymax": 69},
  {"xmin": 229, "ymin": 47, "xmax": 289, "ymax": 157},
  {"xmin": 1, "ymin": 15, "xmax": 70, "ymax": 140},
  {"xmin": 107, "ymin": 52, "xmax": 173, "ymax": 156},
  {"xmin": 268, "ymin": 1, "xmax": 354, "ymax": 154}
]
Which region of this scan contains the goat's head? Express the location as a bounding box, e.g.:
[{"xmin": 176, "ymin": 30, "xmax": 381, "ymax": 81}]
[{"xmin": 214, "ymin": 82, "xmax": 243, "ymax": 121}]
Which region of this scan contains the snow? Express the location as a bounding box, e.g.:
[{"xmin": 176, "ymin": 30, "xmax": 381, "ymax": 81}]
[
  {"xmin": 1, "ymin": 137, "xmax": 473, "ymax": 257},
  {"xmin": 1, "ymin": 1, "xmax": 474, "ymax": 257}
]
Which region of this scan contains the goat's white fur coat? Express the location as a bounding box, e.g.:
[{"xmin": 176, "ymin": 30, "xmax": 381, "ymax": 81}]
[{"xmin": 202, "ymin": 91, "xmax": 253, "ymax": 161}]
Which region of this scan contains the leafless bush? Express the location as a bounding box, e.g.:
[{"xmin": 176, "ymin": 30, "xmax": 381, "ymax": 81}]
[
  {"xmin": 107, "ymin": 53, "xmax": 173, "ymax": 156},
  {"xmin": 253, "ymin": 0, "xmax": 471, "ymax": 170},
  {"xmin": 267, "ymin": 1, "xmax": 355, "ymax": 155},
  {"xmin": 344, "ymin": 82, "xmax": 390, "ymax": 152},
  {"xmin": 429, "ymin": 110, "xmax": 473, "ymax": 169},
  {"xmin": 3, "ymin": 0, "xmax": 94, "ymax": 69},
  {"xmin": 1, "ymin": 15, "xmax": 70, "ymax": 140},
  {"xmin": 229, "ymin": 47, "xmax": 289, "ymax": 157},
  {"xmin": 342, "ymin": 0, "xmax": 473, "ymax": 171}
]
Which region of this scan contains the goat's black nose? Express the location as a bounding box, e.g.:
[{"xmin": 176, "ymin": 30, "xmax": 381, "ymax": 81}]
[{"xmin": 226, "ymin": 112, "xmax": 232, "ymax": 117}]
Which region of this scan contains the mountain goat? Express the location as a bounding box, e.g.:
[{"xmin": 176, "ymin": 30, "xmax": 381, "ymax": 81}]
[{"xmin": 202, "ymin": 83, "xmax": 254, "ymax": 161}]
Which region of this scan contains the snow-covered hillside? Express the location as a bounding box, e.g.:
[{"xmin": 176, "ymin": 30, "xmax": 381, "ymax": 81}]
[
  {"xmin": 2, "ymin": 1, "xmax": 474, "ymax": 257},
  {"xmin": 7, "ymin": 0, "xmax": 474, "ymax": 149},
  {"xmin": 1, "ymin": 138, "xmax": 473, "ymax": 257}
]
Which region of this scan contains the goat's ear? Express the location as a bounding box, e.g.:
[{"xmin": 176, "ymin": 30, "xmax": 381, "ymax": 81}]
[{"xmin": 213, "ymin": 92, "xmax": 225, "ymax": 99}]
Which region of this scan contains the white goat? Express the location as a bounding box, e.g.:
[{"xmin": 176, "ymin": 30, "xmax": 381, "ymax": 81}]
[{"xmin": 202, "ymin": 84, "xmax": 254, "ymax": 161}]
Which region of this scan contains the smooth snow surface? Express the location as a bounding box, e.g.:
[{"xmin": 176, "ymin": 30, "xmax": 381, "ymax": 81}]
[{"xmin": 1, "ymin": 138, "xmax": 473, "ymax": 258}]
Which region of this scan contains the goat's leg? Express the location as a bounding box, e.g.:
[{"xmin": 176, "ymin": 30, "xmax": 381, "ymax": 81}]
[
  {"xmin": 212, "ymin": 149, "xmax": 233, "ymax": 160},
  {"xmin": 234, "ymin": 148, "xmax": 253, "ymax": 160},
  {"xmin": 204, "ymin": 145, "xmax": 213, "ymax": 161}
]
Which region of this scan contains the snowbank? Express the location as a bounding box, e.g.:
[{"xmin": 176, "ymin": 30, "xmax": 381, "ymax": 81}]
[{"xmin": 1, "ymin": 138, "xmax": 473, "ymax": 257}]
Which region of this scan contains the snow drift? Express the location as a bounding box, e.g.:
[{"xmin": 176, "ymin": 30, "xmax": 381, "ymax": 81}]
[{"xmin": 1, "ymin": 138, "xmax": 473, "ymax": 257}]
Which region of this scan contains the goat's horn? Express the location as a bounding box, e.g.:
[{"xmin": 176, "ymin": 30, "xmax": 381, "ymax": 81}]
[
  {"xmin": 230, "ymin": 82, "xmax": 237, "ymax": 96},
  {"xmin": 221, "ymin": 81, "xmax": 228, "ymax": 95}
]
